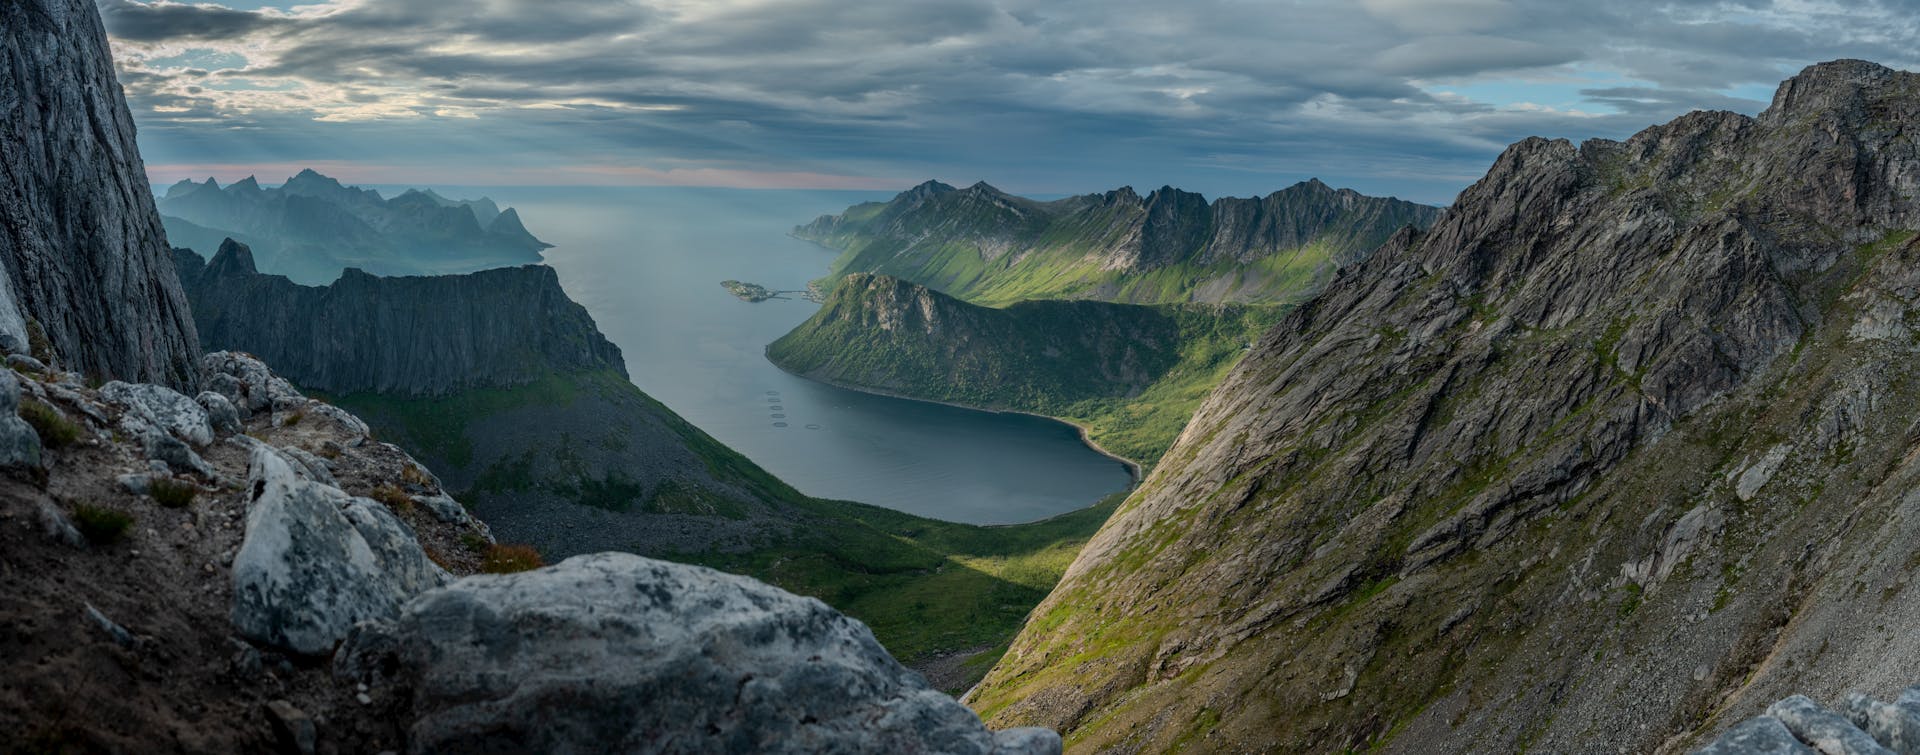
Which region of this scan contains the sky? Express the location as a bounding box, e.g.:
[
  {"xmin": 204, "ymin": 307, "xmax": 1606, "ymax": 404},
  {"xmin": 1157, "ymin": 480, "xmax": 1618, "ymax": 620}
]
[{"xmin": 101, "ymin": 0, "xmax": 1920, "ymax": 205}]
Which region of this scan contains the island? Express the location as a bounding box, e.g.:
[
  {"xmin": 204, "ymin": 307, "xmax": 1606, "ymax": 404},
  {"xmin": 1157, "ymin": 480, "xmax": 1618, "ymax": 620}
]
[{"xmin": 722, "ymin": 279, "xmax": 816, "ymax": 303}]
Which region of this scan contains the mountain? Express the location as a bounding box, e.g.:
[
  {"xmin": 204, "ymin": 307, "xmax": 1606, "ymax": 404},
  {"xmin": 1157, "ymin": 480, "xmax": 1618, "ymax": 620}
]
[
  {"xmin": 769, "ymin": 273, "xmax": 1279, "ymax": 467},
  {"xmin": 156, "ymin": 170, "xmax": 550, "ymax": 286},
  {"xmin": 0, "ymin": 0, "xmax": 200, "ymax": 387},
  {"xmin": 969, "ymin": 59, "xmax": 1920, "ymax": 752},
  {"xmin": 0, "ymin": 0, "xmax": 1065, "ymax": 750},
  {"xmin": 175, "ymin": 242, "xmax": 618, "ymax": 397},
  {"xmin": 796, "ymin": 179, "xmax": 1442, "ymax": 306},
  {"xmin": 171, "ymin": 241, "xmax": 1121, "ymax": 682}
]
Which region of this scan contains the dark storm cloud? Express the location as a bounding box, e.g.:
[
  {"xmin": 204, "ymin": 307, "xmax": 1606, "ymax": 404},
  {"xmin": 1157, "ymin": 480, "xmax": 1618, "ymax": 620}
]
[{"xmin": 103, "ymin": 0, "xmax": 1920, "ymax": 202}]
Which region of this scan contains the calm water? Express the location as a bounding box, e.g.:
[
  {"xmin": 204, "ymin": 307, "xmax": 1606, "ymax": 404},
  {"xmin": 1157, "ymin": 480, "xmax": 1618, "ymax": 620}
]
[{"xmin": 411, "ymin": 186, "xmax": 1132, "ymax": 524}]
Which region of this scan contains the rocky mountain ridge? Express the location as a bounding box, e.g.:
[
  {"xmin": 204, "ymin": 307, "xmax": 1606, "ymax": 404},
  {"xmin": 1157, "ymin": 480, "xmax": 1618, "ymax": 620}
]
[
  {"xmin": 0, "ymin": 0, "xmax": 200, "ymax": 387},
  {"xmin": 157, "ymin": 170, "xmax": 550, "ymax": 286},
  {"xmin": 970, "ymin": 59, "xmax": 1920, "ymax": 753},
  {"xmin": 796, "ymin": 178, "xmax": 1442, "ymax": 306},
  {"xmin": 174, "ymin": 240, "xmax": 620, "ymax": 397}
]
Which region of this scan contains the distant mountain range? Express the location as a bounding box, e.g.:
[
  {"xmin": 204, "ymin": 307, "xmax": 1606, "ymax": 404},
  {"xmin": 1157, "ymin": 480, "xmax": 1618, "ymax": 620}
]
[
  {"xmin": 795, "ymin": 178, "xmax": 1442, "ymax": 306},
  {"xmin": 156, "ymin": 169, "xmax": 549, "ymax": 285}
]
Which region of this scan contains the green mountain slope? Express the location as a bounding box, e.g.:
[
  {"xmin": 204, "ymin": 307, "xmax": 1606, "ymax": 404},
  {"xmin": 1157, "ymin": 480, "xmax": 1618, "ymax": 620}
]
[
  {"xmin": 795, "ymin": 179, "xmax": 1441, "ymax": 307},
  {"xmin": 970, "ymin": 60, "xmax": 1920, "ymax": 753},
  {"xmin": 769, "ymin": 273, "xmax": 1280, "ymax": 468}
]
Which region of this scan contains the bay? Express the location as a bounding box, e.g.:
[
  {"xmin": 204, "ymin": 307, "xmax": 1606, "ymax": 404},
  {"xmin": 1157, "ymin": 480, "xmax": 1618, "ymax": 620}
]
[{"xmin": 428, "ymin": 186, "xmax": 1133, "ymax": 525}]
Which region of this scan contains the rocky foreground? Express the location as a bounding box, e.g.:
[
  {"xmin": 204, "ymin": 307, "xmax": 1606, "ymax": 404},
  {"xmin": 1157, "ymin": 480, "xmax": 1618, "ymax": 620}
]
[
  {"xmin": 1697, "ymin": 688, "xmax": 1920, "ymax": 754},
  {"xmin": 0, "ymin": 349, "xmax": 1057, "ymax": 753}
]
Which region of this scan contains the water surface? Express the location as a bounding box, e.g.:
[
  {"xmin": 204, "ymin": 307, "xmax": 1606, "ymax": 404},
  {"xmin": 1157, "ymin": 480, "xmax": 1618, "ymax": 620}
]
[{"xmin": 425, "ymin": 186, "xmax": 1132, "ymax": 525}]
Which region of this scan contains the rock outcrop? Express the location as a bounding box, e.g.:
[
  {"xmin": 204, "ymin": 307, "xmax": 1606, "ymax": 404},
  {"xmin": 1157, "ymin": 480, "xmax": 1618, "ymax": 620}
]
[
  {"xmin": 175, "ymin": 241, "xmax": 624, "ymax": 397},
  {"xmin": 157, "ymin": 170, "xmax": 548, "ymax": 285},
  {"xmin": 0, "ymin": 0, "xmax": 201, "ymax": 386},
  {"xmin": 338, "ymin": 552, "xmax": 1058, "ymax": 754},
  {"xmin": 796, "ymin": 178, "xmax": 1441, "ymax": 306},
  {"xmin": 231, "ymin": 444, "xmax": 448, "ymax": 656},
  {"xmin": 971, "ymin": 60, "xmax": 1920, "ymax": 753},
  {"xmin": 1697, "ymin": 688, "xmax": 1920, "ymax": 754}
]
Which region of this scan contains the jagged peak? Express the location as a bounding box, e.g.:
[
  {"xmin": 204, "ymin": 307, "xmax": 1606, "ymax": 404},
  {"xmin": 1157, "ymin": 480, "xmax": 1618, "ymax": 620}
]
[
  {"xmin": 226, "ymin": 175, "xmax": 262, "ymax": 193},
  {"xmin": 205, "ymin": 238, "xmax": 259, "ymax": 278},
  {"xmin": 896, "ymin": 180, "xmax": 956, "ymax": 203},
  {"xmin": 965, "ymin": 180, "xmax": 1006, "ymax": 196},
  {"xmin": 1765, "ymin": 58, "xmax": 1913, "ymax": 121}
]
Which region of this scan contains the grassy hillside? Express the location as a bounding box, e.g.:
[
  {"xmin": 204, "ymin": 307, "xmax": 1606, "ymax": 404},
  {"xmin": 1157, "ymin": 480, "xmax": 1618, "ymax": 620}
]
[
  {"xmin": 326, "ymin": 368, "xmax": 1113, "ymax": 688},
  {"xmin": 769, "ymin": 273, "xmax": 1284, "ymax": 468}
]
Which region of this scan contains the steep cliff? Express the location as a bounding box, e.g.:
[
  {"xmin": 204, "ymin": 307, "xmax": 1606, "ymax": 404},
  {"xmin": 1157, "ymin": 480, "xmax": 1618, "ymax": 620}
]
[
  {"xmin": 175, "ymin": 241, "xmax": 619, "ymax": 397},
  {"xmin": 158, "ymin": 170, "xmax": 549, "ymax": 285},
  {"xmin": 770, "ymin": 273, "xmax": 1279, "ymax": 466},
  {"xmin": 796, "ymin": 179, "xmax": 1441, "ymax": 306},
  {"xmin": 973, "ymin": 60, "xmax": 1920, "ymax": 753},
  {"xmin": 0, "ymin": 0, "xmax": 200, "ymax": 386}
]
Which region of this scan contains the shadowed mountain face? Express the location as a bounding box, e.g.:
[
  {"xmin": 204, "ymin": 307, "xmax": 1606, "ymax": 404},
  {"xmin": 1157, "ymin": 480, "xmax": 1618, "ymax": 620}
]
[
  {"xmin": 796, "ymin": 179, "xmax": 1443, "ymax": 306},
  {"xmin": 0, "ymin": 0, "xmax": 200, "ymax": 387},
  {"xmin": 174, "ymin": 242, "xmax": 618, "ymax": 398},
  {"xmin": 971, "ymin": 60, "xmax": 1920, "ymax": 753},
  {"xmin": 157, "ymin": 170, "xmax": 550, "ymax": 286}
]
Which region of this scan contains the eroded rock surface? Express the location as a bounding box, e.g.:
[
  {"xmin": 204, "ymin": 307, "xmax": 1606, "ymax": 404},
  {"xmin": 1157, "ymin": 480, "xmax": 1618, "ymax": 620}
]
[{"xmin": 339, "ymin": 552, "xmax": 1059, "ymax": 755}]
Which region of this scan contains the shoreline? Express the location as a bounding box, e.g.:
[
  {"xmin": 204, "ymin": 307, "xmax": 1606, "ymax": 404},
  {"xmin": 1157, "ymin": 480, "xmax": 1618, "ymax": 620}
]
[{"xmin": 762, "ymin": 353, "xmax": 1145, "ymax": 487}]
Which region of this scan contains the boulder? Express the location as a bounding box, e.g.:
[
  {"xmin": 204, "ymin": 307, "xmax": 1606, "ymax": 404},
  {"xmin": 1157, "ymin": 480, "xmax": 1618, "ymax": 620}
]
[
  {"xmin": 196, "ymin": 390, "xmax": 241, "ymax": 435},
  {"xmin": 280, "ymin": 446, "xmax": 339, "ymax": 489},
  {"xmin": 1846, "ymin": 692, "xmax": 1920, "ymax": 755},
  {"xmin": 0, "ymin": 370, "xmax": 41, "ymax": 469},
  {"xmin": 102, "ymin": 381, "xmax": 213, "ymax": 446},
  {"xmin": 1767, "ymin": 695, "xmax": 1894, "ymax": 755},
  {"xmin": 230, "ymin": 447, "xmax": 443, "ymax": 656},
  {"xmin": 411, "ymin": 493, "xmax": 472, "ymax": 526},
  {"xmin": 202, "ymin": 351, "xmax": 303, "ymax": 415},
  {"xmin": 145, "ymin": 432, "xmax": 216, "ymax": 479},
  {"xmin": 336, "ymin": 552, "xmax": 1060, "ymax": 755},
  {"xmin": 6, "ymin": 354, "xmax": 48, "ymax": 373},
  {"xmin": 1695, "ymin": 717, "xmax": 1817, "ymax": 754}
]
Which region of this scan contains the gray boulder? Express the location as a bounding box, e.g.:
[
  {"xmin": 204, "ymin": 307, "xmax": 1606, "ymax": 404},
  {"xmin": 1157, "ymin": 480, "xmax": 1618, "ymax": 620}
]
[
  {"xmin": 280, "ymin": 446, "xmax": 339, "ymax": 489},
  {"xmin": 1847, "ymin": 692, "xmax": 1920, "ymax": 755},
  {"xmin": 1768, "ymin": 695, "xmax": 1894, "ymax": 755},
  {"xmin": 145, "ymin": 432, "xmax": 216, "ymax": 479},
  {"xmin": 230, "ymin": 446, "xmax": 443, "ymax": 656},
  {"xmin": 196, "ymin": 390, "xmax": 241, "ymax": 435},
  {"xmin": 202, "ymin": 351, "xmax": 303, "ymax": 415},
  {"xmin": 0, "ymin": 370, "xmax": 41, "ymax": 469},
  {"xmin": 336, "ymin": 552, "xmax": 1060, "ymax": 755},
  {"xmin": 102, "ymin": 381, "xmax": 213, "ymax": 446},
  {"xmin": 411, "ymin": 493, "xmax": 472, "ymax": 526},
  {"xmin": 6, "ymin": 354, "xmax": 48, "ymax": 373},
  {"xmin": 1695, "ymin": 717, "xmax": 1818, "ymax": 754}
]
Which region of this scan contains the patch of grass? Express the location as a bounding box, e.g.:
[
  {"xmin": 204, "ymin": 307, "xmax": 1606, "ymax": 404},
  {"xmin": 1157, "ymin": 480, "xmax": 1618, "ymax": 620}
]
[
  {"xmin": 19, "ymin": 400, "xmax": 80, "ymax": 448},
  {"xmin": 148, "ymin": 478, "xmax": 197, "ymax": 509},
  {"xmin": 459, "ymin": 532, "xmax": 489, "ymax": 554},
  {"xmin": 70, "ymin": 503, "xmax": 132, "ymax": 545},
  {"xmin": 24, "ymin": 319, "xmax": 53, "ymax": 366},
  {"xmin": 281, "ymin": 410, "xmax": 305, "ymax": 427},
  {"xmin": 481, "ymin": 543, "xmax": 545, "ymax": 573},
  {"xmin": 370, "ymin": 483, "xmax": 413, "ymax": 512}
]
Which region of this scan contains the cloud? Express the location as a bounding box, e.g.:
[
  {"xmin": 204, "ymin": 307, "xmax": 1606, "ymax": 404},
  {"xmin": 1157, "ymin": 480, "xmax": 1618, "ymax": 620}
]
[{"xmin": 100, "ymin": 0, "xmax": 1920, "ymax": 203}]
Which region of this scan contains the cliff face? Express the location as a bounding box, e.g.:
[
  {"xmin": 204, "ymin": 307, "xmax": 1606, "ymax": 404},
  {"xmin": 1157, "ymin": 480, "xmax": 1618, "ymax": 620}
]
[
  {"xmin": 973, "ymin": 60, "xmax": 1920, "ymax": 753},
  {"xmin": 796, "ymin": 179, "xmax": 1442, "ymax": 306},
  {"xmin": 0, "ymin": 0, "xmax": 200, "ymax": 387},
  {"xmin": 175, "ymin": 241, "xmax": 621, "ymax": 397}
]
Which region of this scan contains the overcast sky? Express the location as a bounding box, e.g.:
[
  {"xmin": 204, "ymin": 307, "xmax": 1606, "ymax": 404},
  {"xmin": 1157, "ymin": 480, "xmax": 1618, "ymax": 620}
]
[{"xmin": 103, "ymin": 0, "xmax": 1920, "ymax": 205}]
